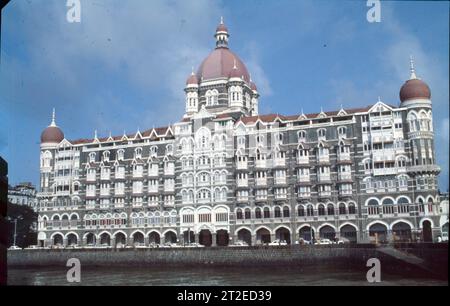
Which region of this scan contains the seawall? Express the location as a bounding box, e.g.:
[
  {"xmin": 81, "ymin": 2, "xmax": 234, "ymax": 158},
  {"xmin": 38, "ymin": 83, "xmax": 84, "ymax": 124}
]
[{"xmin": 7, "ymin": 244, "xmax": 448, "ymax": 279}]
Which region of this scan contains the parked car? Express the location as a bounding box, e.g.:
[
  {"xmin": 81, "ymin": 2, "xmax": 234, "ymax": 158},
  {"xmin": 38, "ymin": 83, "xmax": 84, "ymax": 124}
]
[
  {"xmin": 268, "ymin": 239, "xmax": 288, "ymax": 246},
  {"xmin": 295, "ymin": 238, "xmax": 312, "ymax": 245},
  {"xmin": 316, "ymin": 239, "xmax": 333, "ymax": 245},
  {"xmin": 186, "ymin": 242, "xmax": 204, "ymax": 248},
  {"xmin": 8, "ymin": 245, "xmax": 21, "ymax": 250},
  {"xmin": 336, "ymin": 237, "xmax": 350, "ymax": 244},
  {"xmin": 148, "ymin": 242, "xmax": 160, "ymax": 248},
  {"xmin": 441, "ymin": 232, "xmax": 448, "ymax": 242},
  {"xmin": 230, "ymin": 240, "xmax": 249, "ymax": 247}
]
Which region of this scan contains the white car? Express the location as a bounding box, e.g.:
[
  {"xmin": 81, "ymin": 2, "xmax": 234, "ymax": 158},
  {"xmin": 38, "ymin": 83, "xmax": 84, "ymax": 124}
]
[
  {"xmin": 316, "ymin": 239, "xmax": 333, "ymax": 245},
  {"xmin": 268, "ymin": 239, "xmax": 288, "ymax": 246},
  {"xmin": 8, "ymin": 245, "xmax": 21, "ymax": 250},
  {"xmin": 230, "ymin": 240, "xmax": 249, "ymax": 247},
  {"xmin": 441, "ymin": 232, "xmax": 448, "ymax": 242}
]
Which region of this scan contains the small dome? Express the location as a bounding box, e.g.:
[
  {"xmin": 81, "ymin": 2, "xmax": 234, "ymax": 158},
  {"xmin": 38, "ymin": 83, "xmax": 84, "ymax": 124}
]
[
  {"xmin": 216, "ymin": 23, "xmax": 228, "ymax": 33},
  {"xmin": 186, "ymin": 73, "xmax": 199, "ymax": 85},
  {"xmin": 250, "ymin": 81, "xmax": 258, "ymax": 91},
  {"xmin": 399, "ymin": 78, "xmax": 431, "ymax": 102},
  {"xmin": 41, "ymin": 126, "xmax": 64, "ymax": 144}
]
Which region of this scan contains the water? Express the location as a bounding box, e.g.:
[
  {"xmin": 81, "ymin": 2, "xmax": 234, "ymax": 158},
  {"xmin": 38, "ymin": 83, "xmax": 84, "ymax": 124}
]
[{"xmin": 7, "ymin": 265, "xmax": 447, "ymax": 286}]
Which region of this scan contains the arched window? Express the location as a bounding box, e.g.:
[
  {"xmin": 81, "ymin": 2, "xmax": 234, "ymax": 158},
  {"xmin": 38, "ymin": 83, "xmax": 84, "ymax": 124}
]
[
  {"xmin": 283, "ymin": 206, "xmax": 290, "ymax": 218},
  {"xmin": 318, "ymin": 204, "xmax": 325, "ymax": 216},
  {"xmin": 327, "ymin": 204, "xmax": 335, "ymax": 216},
  {"xmin": 255, "ymin": 208, "xmax": 262, "ymax": 219},
  {"xmin": 339, "ymin": 203, "xmax": 346, "ymax": 215},
  {"xmin": 297, "ymin": 206, "xmax": 305, "ymax": 217},
  {"xmin": 306, "ymin": 205, "xmax": 314, "ymax": 217},
  {"xmin": 274, "ymin": 207, "xmax": 281, "ymax": 218},
  {"xmin": 236, "ymin": 209, "xmax": 243, "ymax": 220},
  {"xmin": 348, "ymin": 203, "xmax": 356, "ymax": 214},
  {"xmin": 263, "ymin": 207, "xmax": 270, "ymax": 218},
  {"xmin": 244, "ymin": 208, "xmax": 251, "ymax": 219}
]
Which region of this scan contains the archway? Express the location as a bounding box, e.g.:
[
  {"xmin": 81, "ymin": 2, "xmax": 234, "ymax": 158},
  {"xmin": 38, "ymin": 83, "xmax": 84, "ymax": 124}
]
[
  {"xmin": 199, "ymin": 229, "xmax": 212, "ymax": 247},
  {"xmin": 133, "ymin": 232, "xmax": 145, "ymax": 246},
  {"xmin": 422, "ymin": 220, "xmax": 432, "ymax": 242},
  {"xmin": 100, "ymin": 233, "xmax": 111, "ymax": 246},
  {"xmin": 53, "ymin": 234, "xmax": 63, "ymax": 246},
  {"xmin": 237, "ymin": 228, "xmax": 252, "ymax": 246},
  {"xmin": 299, "ymin": 226, "xmax": 315, "ymax": 242},
  {"xmin": 67, "ymin": 233, "xmax": 78, "ymax": 246},
  {"xmin": 85, "ymin": 233, "xmax": 96, "ymax": 246},
  {"xmin": 183, "ymin": 230, "xmax": 195, "ymax": 245},
  {"xmin": 148, "ymin": 232, "xmax": 161, "ymax": 245},
  {"xmin": 256, "ymin": 228, "xmax": 271, "ymax": 244},
  {"xmin": 369, "ymin": 223, "xmax": 388, "ymax": 243},
  {"xmin": 319, "ymin": 225, "xmax": 336, "ymax": 241},
  {"xmin": 275, "ymin": 227, "xmax": 291, "ymax": 244},
  {"xmin": 115, "ymin": 232, "xmax": 126, "ymax": 247},
  {"xmin": 164, "ymin": 231, "xmax": 177, "ymax": 244},
  {"xmin": 216, "ymin": 230, "xmax": 229, "ymax": 246},
  {"xmin": 392, "ymin": 222, "xmax": 412, "ymax": 242},
  {"xmin": 340, "ymin": 225, "xmax": 357, "ymax": 243}
]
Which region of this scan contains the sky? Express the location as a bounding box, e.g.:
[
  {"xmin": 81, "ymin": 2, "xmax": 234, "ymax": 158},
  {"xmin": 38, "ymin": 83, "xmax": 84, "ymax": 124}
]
[{"xmin": 0, "ymin": 0, "xmax": 448, "ymax": 191}]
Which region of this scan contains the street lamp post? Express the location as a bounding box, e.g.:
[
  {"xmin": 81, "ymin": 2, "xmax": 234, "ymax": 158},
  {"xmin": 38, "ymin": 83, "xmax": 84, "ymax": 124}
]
[{"xmin": 13, "ymin": 219, "xmax": 17, "ymax": 247}]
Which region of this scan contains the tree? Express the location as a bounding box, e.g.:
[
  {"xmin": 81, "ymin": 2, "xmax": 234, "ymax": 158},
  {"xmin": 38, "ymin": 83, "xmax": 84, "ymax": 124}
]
[{"xmin": 6, "ymin": 203, "xmax": 37, "ymax": 248}]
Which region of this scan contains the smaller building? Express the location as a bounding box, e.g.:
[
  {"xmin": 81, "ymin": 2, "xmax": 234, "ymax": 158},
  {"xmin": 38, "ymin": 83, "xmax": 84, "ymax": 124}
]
[{"xmin": 8, "ymin": 182, "xmax": 38, "ymax": 211}]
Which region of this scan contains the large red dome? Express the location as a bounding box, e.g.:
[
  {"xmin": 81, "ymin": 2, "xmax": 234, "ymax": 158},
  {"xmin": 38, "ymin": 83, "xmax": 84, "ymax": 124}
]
[
  {"xmin": 41, "ymin": 126, "xmax": 64, "ymax": 143},
  {"xmin": 399, "ymin": 78, "xmax": 431, "ymax": 102},
  {"xmin": 197, "ymin": 48, "xmax": 250, "ymax": 83}
]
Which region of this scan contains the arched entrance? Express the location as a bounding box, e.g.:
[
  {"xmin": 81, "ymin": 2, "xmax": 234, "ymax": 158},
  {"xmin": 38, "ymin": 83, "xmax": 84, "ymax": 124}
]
[
  {"xmin": 369, "ymin": 223, "xmax": 388, "ymax": 243},
  {"xmin": 183, "ymin": 230, "xmax": 195, "ymax": 245},
  {"xmin": 86, "ymin": 233, "xmax": 96, "ymax": 246},
  {"xmin": 133, "ymin": 232, "xmax": 145, "ymax": 246},
  {"xmin": 53, "ymin": 234, "xmax": 63, "ymax": 246},
  {"xmin": 199, "ymin": 229, "xmax": 212, "ymax": 247},
  {"xmin": 256, "ymin": 228, "xmax": 271, "ymax": 244},
  {"xmin": 164, "ymin": 231, "xmax": 177, "ymax": 244},
  {"xmin": 100, "ymin": 233, "xmax": 111, "ymax": 246},
  {"xmin": 67, "ymin": 233, "xmax": 78, "ymax": 246},
  {"xmin": 319, "ymin": 225, "xmax": 336, "ymax": 241},
  {"xmin": 275, "ymin": 227, "xmax": 291, "ymax": 244},
  {"xmin": 340, "ymin": 225, "xmax": 357, "ymax": 243},
  {"xmin": 237, "ymin": 228, "xmax": 252, "ymax": 246},
  {"xmin": 299, "ymin": 226, "xmax": 315, "ymax": 242},
  {"xmin": 115, "ymin": 232, "xmax": 126, "ymax": 247},
  {"xmin": 216, "ymin": 230, "xmax": 229, "ymax": 246},
  {"xmin": 422, "ymin": 220, "xmax": 432, "ymax": 242},
  {"xmin": 148, "ymin": 232, "xmax": 161, "ymax": 245},
  {"xmin": 392, "ymin": 222, "xmax": 412, "ymax": 242}
]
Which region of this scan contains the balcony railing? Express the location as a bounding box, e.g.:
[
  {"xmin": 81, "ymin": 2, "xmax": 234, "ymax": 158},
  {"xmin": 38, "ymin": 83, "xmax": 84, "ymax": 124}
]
[
  {"xmin": 274, "ymin": 177, "xmax": 287, "ymax": 185},
  {"xmin": 237, "ymin": 161, "xmax": 248, "ymax": 170},
  {"xmin": 296, "ymin": 156, "xmax": 309, "ymax": 165},
  {"xmin": 255, "ymin": 178, "xmax": 267, "ymax": 186}
]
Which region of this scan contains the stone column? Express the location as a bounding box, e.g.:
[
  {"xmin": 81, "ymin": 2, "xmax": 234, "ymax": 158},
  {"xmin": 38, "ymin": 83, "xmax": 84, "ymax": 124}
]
[
  {"xmin": 82, "ymin": 237, "xmax": 87, "ymax": 247},
  {"xmin": 270, "ymin": 233, "xmax": 276, "ymax": 243},
  {"xmin": 128, "ymin": 236, "xmax": 134, "ymax": 247},
  {"xmin": 194, "ymin": 233, "xmax": 199, "ymax": 244},
  {"xmin": 144, "ymin": 236, "xmax": 149, "ymax": 246},
  {"xmin": 211, "ymin": 233, "xmax": 217, "ymax": 247},
  {"xmin": 111, "ymin": 237, "xmax": 116, "ymax": 248},
  {"xmin": 251, "ymin": 234, "xmax": 257, "ymax": 246},
  {"xmin": 63, "ymin": 238, "xmax": 68, "ymax": 247}
]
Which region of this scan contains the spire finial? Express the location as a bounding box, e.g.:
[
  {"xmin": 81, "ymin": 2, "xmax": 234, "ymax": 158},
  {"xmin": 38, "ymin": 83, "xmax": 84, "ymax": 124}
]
[
  {"xmin": 220, "ymin": 16, "xmax": 224, "ymax": 24},
  {"xmin": 409, "ymin": 55, "xmax": 417, "ymax": 79},
  {"xmin": 50, "ymin": 108, "xmax": 56, "ymax": 127},
  {"xmin": 320, "ymin": 106, "xmax": 324, "ymax": 113},
  {"xmin": 301, "ymin": 108, "xmax": 304, "ymax": 115},
  {"xmin": 94, "ymin": 130, "xmax": 98, "ymax": 139},
  {"xmin": 377, "ymin": 96, "xmax": 381, "ymax": 102},
  {"xmin": 109, "ymin": 131, "xmax": 112, "ymax": 138},
  {"xmin": 191, "ymin": 66, "xmax": 195, "ymax": 75}
]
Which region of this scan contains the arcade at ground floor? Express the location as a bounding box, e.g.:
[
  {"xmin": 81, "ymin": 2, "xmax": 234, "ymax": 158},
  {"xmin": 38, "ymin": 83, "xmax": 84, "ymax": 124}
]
[{"xmin": 38, "ymin": 217, "xmax": 442, "ymax": 247}]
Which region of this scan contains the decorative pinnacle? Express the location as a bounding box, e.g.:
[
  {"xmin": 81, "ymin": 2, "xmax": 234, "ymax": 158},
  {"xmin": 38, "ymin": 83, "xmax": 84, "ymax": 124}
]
[
  {"xmin": 50, "ymin": 108, "xmax": 56, "ymax": 127},
  {"xmin": 410, "ymin": 55, "xmax": 417, "ymax": 79},
  {"xmin": 377, "ymin": 96, "xmax": 381, "ymax": 102},
  {"xmin": 94, "ymin": 130, "xmax": 98, "ymax": 139},
  {"xmin": 191, "ymin": 66, "xmax": 195, "ymax": 75},
  {"xmin": 220, "ymin": 16, "xmax": 224, "ymax": 24}
]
